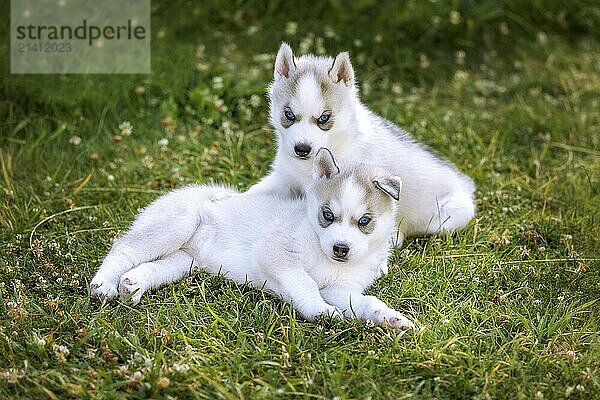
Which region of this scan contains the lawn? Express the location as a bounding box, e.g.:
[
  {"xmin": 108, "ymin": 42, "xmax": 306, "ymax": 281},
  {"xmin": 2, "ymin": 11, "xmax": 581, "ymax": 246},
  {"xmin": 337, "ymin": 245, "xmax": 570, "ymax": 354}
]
[{"xmin": 1, "ymin": 1, "xmax": 599, "ymax": 398}]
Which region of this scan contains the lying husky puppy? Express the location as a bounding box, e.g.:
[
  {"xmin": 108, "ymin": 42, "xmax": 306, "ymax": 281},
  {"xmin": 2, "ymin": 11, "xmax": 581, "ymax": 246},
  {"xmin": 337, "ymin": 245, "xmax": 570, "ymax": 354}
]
[
  {"xmin": 90, "ymin": 149, "xmax": 414, "ymax": 329},
  {"xmin": 246, "ymin": 43, "xmax": 476, "ymax": 246}
]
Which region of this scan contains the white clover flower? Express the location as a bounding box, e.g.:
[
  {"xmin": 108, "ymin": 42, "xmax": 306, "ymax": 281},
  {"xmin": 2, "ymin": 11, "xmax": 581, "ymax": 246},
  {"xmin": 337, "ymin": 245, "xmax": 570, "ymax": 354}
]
[
  {"xmin": 213, "ymin": 98, "xmax": 228, "ymax": 112},
  {"xmin": 362, "ymin": 82, "xmax": 371, "ymax": 96},
  {"xmin": 129, "ymin": 371, "xmax": 144, "ymax": 383},
  {"xmin": 53, "ymin": 344, "xmax": 70, "ymax": 362},
  {"xmin": 535, "ymin": 391, "xmax": 544, "ymax": 399},
  {"xmin": 69, "ymin": 135, "xmax": 81, "ymax": 145},
  {"xmin": 86, "ymin": 348, "xmax": 98, "ymax": 359},
  {"xmin": 196, "ymin": 63, "xmax": 209, "ymax": 72},
  {"xmin": 285, "ymin": 21, "xmax": 298, "ymax": 36},
  {"xmin": 172, "ymin": 363, "xmax": 190, "ymax": 373},
  {"xmin": 0, "ymin": 368, "xmax": 26, "ymax": 384},
  {"xmin": 141, "ymin": 155, "xmax": 154, "ymax": 169},
  {"xmin": 565, "ymin": 386, "xmax": 574, "ymax": 396},
  {"xmin": 250, "ymin": 94, "xmax": 261, "ymax": 108},
  {"xmin": 315, "ymin": 37, "xmax": 325, "ymax": 55},
  {"xmin": 212, "ymin": 76, "xmax": 224, "ymax": 90},
  {"xmin": 324, "ymin": 26, "xmax": 336, "ymax": 38},
  {"xmin": 473, "ymin": 96, "xmax": 486, "ymax": 106},
  {"xmin": 299, "ymin": 33, "xmax": 314, "ymax": 54},
  {"xmin": 53, "ymin": 344, "xmax": 70, "ymax": 356},
  {"xmin": 196, "ymin": 44, "xmax": 205, "ymax": 58},
  {"xmin": 119, "ymin": 121, "xmax": 133, "ymax": 136},
  {"xmin": 450, "ymin": 11, "xmax": 461, "ymax": 25}
]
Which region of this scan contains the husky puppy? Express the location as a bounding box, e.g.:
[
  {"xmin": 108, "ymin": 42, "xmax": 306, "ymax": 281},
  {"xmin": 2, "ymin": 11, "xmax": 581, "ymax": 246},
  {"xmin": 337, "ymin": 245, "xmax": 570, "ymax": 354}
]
[
  {"xmin": 90, "ymin": 149, "xmax": 414, "ymax": 329},
  {"xmin": 245, "ymin": 43, "xmax": 476, "ymax": 246}
]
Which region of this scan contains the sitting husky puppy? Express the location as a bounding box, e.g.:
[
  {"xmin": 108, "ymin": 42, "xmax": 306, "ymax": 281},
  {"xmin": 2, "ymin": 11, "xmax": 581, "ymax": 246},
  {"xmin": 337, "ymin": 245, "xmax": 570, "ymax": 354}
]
[
  {"xmin": 246, "ymin": 43, "xmax": 476, "ymax": 246},
  {"xmin": 90, "ymin": 149, "xmax": 414, "ymax": 329}
]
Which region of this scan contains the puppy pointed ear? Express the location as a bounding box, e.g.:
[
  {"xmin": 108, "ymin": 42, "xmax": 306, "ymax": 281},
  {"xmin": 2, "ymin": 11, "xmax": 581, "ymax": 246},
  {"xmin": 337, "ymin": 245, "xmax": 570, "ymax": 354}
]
[
  {"xmin": 374, "ymin": 176, "xmax": 402, "ymax": 201},
  {"xmin": 313, "ymin": 148, "xmax": 340, "ymax": 179},
  {"xmin": 328, "ymin": 51, "xmax": 354, "ymax": 86},
  {"xmin": 274, "ymin": 42, "xmax": 295, "ymax": 79}
]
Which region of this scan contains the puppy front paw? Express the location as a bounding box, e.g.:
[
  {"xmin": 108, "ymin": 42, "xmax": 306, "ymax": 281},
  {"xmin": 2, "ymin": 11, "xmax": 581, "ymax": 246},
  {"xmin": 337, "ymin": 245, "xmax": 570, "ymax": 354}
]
[
  {"xmin": 119, "ymin": 276, "xmax": 144, "ymax": 305},
  {"xmin": 373, "ymin": 309, "xmax": 414, "ymax": 330},
  {"xmin": 90, "ymin": 276, "xmax": 119, "ymax": 299},
  {"xmin": 382, "ymin": 312, "xmax": 415, "ymax": 330}
]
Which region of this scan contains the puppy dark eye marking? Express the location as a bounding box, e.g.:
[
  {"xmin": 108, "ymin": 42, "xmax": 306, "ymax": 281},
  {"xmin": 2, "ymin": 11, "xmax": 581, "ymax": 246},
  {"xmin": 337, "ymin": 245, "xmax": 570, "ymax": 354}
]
[
  {"xmin": 311, "ymin": 110, "xmax": 334, "ymax": 131},
  {"xmin": 281, "ymin": 106, "xmax": 299, "ymax": 128},
  {"xmin": 319, "ymin": 205, "xmax": 334, "ymax": 228}
]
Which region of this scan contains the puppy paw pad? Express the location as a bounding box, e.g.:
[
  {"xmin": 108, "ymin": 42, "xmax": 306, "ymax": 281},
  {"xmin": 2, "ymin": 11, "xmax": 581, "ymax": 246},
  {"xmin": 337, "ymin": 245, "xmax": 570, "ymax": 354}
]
[
  {"xmin": 384, "ymin": 316, "xmax": 415, "ymax": 330},
  {"xmin": 119, "ymin": 276, "xmax": 144, "ymax": 305},
  {"xmin": 90, "ymin": 278, "xmax": 118, "ymax": 299}
]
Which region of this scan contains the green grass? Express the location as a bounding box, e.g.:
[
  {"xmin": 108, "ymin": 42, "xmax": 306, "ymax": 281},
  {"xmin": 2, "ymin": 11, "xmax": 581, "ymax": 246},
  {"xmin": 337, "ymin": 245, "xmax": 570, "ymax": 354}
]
[{"xmin": 1, "ymin": 1, "xmax": 599, "ymax": 398}]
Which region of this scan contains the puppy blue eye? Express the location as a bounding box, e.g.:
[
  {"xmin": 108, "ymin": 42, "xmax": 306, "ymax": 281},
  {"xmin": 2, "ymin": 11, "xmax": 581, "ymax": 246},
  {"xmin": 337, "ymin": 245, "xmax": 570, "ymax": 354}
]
[
  {"xmin": 317, "ymin": 113, "xmax": 330, "ymax": 124},
  {"xmin": 322, "ymin": 210, "xmax": 334, "ymax": 222},
  {"xmin": 284, "ymin": 108, "xmax": 295, "ymax": 121},
  {"xmin": 358, "ymin": 216, "xmax": 371, "ymax": 226}
]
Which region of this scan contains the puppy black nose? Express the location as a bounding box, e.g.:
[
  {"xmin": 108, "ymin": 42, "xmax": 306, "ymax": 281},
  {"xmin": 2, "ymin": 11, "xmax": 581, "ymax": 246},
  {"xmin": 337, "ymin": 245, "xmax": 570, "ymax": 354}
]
[
  {"xmin": 333, "ymin": 243, "xmax": 350, "ymax": 258},
  {"xmin": 294, "ymin": 143, "xmax": 312, "ymax": 158}
]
